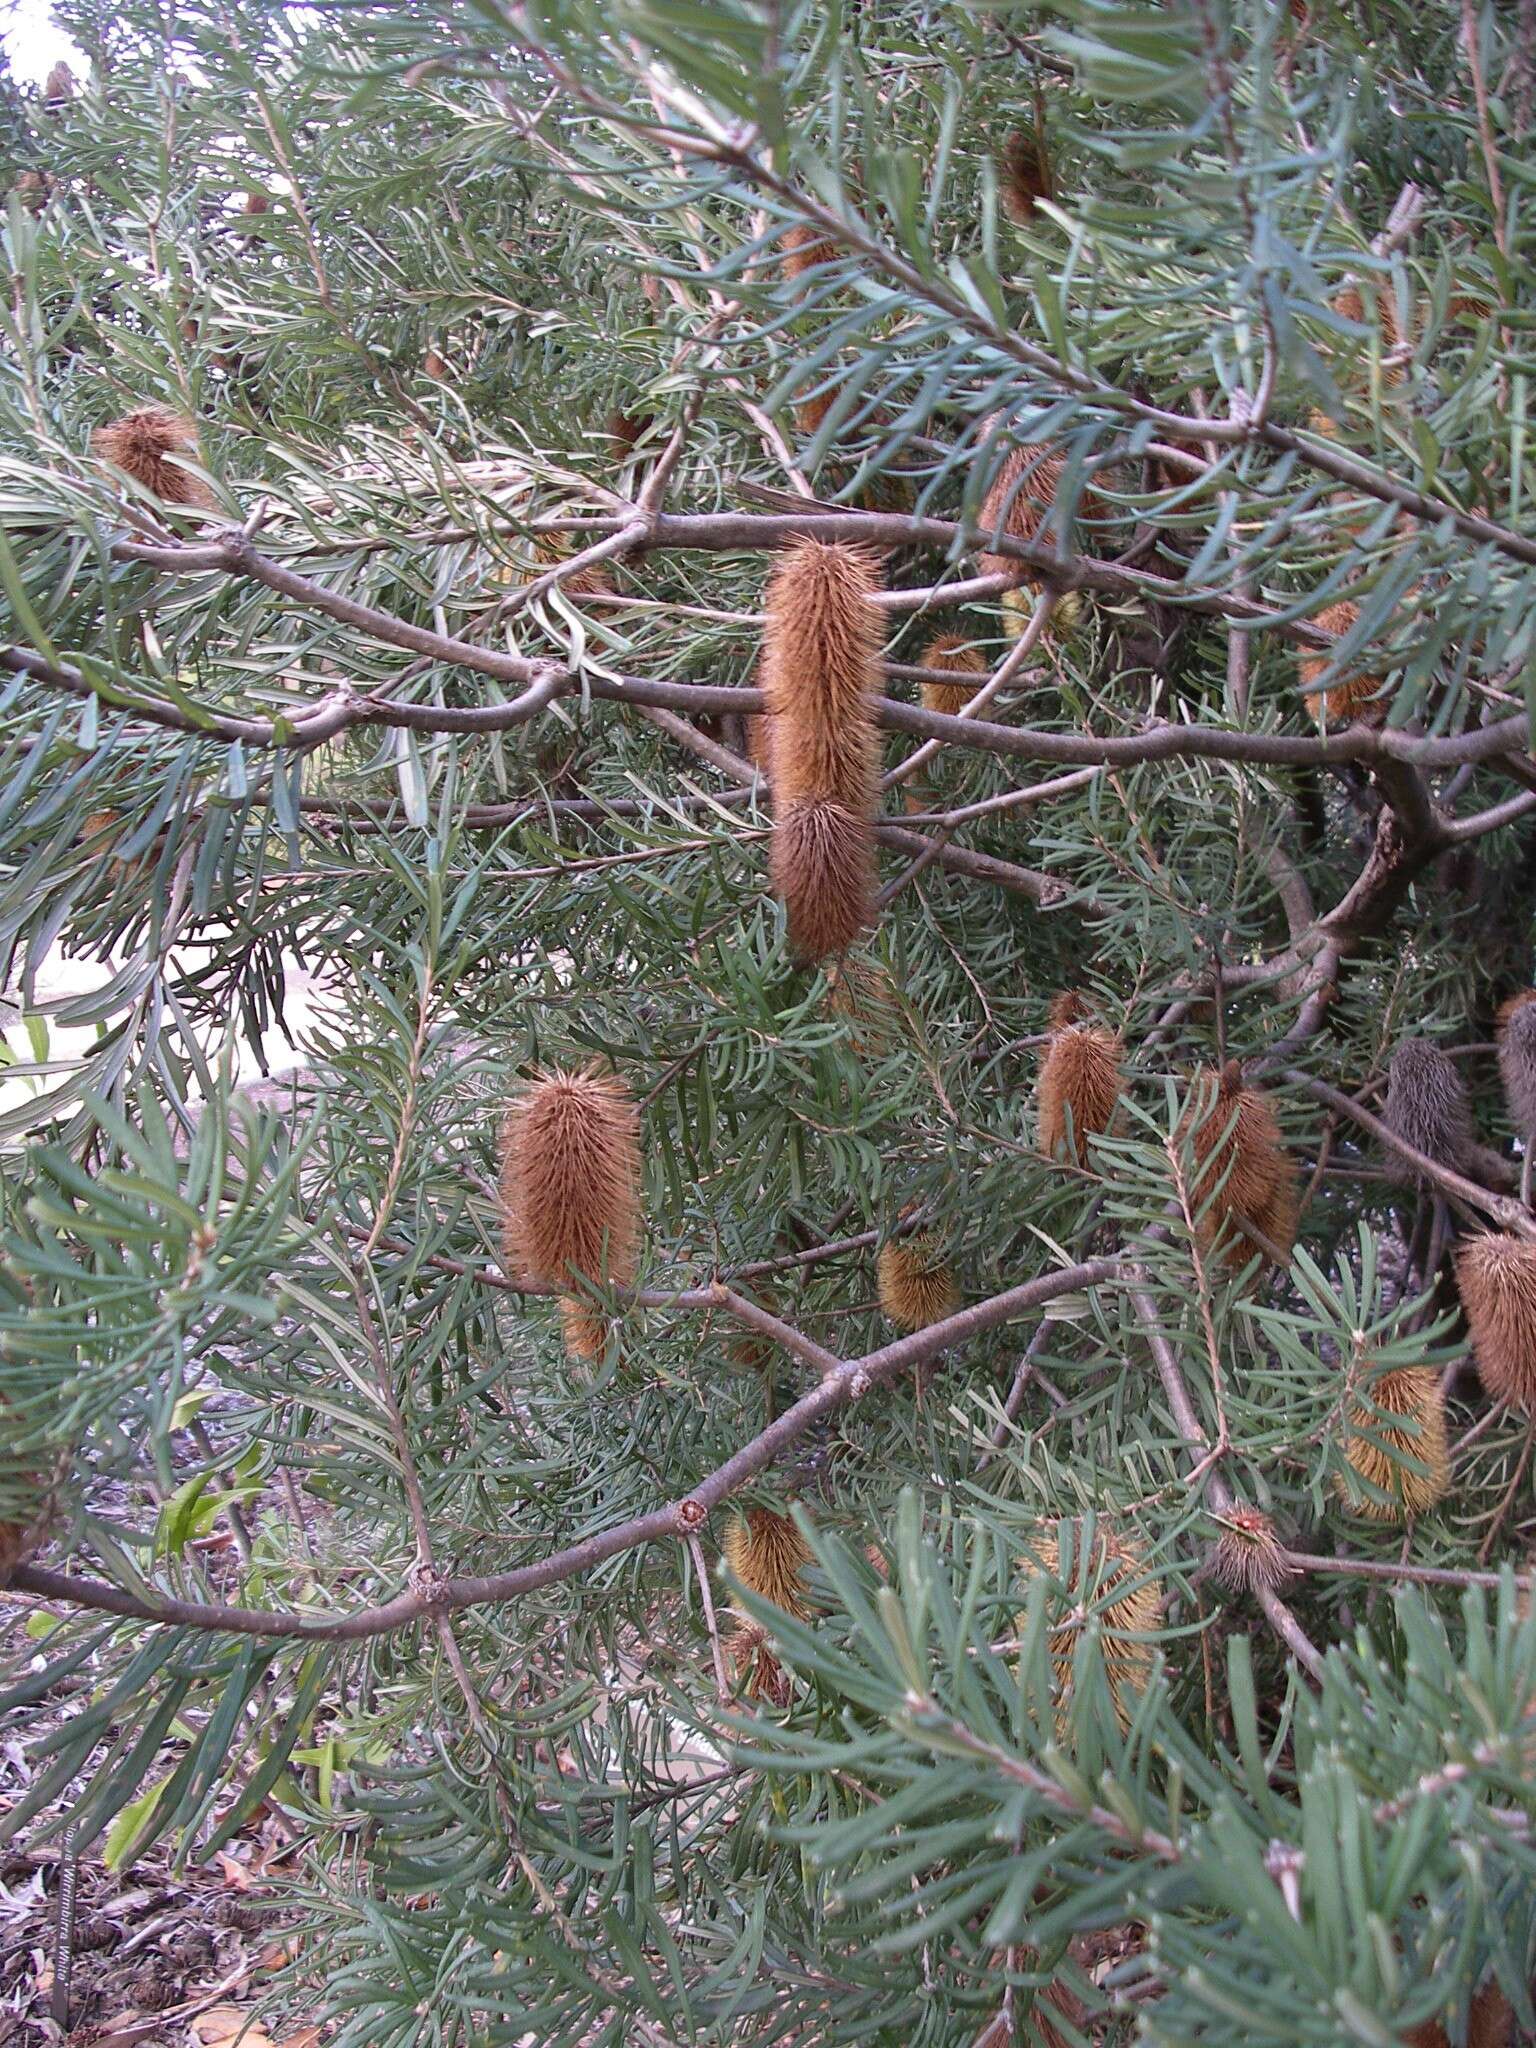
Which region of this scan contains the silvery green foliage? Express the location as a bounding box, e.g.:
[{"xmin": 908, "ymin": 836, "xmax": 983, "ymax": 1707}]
[{"xmin": 0, "ymin": 0, "xmax": 1534, "ymax": 2041}]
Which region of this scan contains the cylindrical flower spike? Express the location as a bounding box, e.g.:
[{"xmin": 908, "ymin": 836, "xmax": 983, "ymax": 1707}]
[
  {"xmin": 93, "ymin": 407, "xmax": 214, "ymax": 508},
  {"xmin": 1335, "ymin": 1365, "xmax": 1450, "ymax": 1520},
  {"xmin": 877, "ymin": 1234, "xmax": 960, "ymax": 1331},
  {"xmin": 760, "ymin": 538, "xmax": 883, "ymax": 961},
  {"xmin": 1038, "ymin": 996, "xmax": 1123, "ymax": 1164},
  {"xmin": 499, "ymin": 1068, "xmax": 641, "ymax": 1360},
  {"xmin": 722, "ymin": 1506, "xmax": 812, "ymax": 1620},
  {"xmin": 1455, "ymin": 1232, "xmax": 1536, "ymax": 1411}
]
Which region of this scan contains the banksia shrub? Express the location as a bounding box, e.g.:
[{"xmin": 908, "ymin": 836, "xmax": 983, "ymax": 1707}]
[
  {"xmin": 1298, "ymin": 599, "xmax": 1385, "ymax": 725},
  {"xmin": 1184, "ymin": 1061, "xmax": 1299, "ymax": 1267},
  {"xmin": 1384, "ymin": 1037, "xmax": 1474, "ymax": 1182},
  {"xmin": 1496, "ymin": 990, "xmax": 1536, "ymax": 1141},
  {"xmin": 999, "ymin": 126, "xmax": 1054, "ymax": 224},
  {"xmin": 93, "ymin": 407, "xmax": 215, "ymax": 508},
  {"xmin": 1019, "ymin": 1524, "xmax": 1162, "ymax": 1730},
  {"xmin": 1335, "ymin": 1364, "xmax": 1450, "ymax": 1519},
  {"xmin": 760, "ymin": 539, "xmax": 882, "ymax": 960},
  {"xmin": 877, "ymin": 1233, "xmax": 959, "ymax": 1331},
  {"xmin": 1455, "ymin": 1232, "xmax": 1536, "ymax": 1411},
  {"xmin": 1211, "ymin": 1506, "xmax": 1294, "ymax": 1592},
  {"xmin": 723, "ymin": 1506, "xmax": 812, "ymax": 1620},
  {"xmin": 499, "ymin": 1069, "xmax": 641, "ymax": 1356},
  {"xmin": 1038, "ymin": 1006, "xmax": 1123, "ymax": 1164}
]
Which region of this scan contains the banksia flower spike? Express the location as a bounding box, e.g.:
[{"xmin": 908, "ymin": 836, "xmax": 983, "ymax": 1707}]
[
  {"xmin": 917, "ymin": 633, "xmax": 987, "ymax": 717},
  {"xmin": 499, "ymin": 1068, "xmax": 641, "ymax": 1360},
  {"xmin": 533, "ymin": 533, "xmax": 615, "ymax": 599},
  {"xmin": 977, "ymin": 419, "xmax": 1102, "ymax": 631},
  {"xmin": 727, "ymin": 1283, "xmax": 779, "ymax": 1375},
  {"xmin": 726, "ymin": 1620, "xmax": 791, "ymax": 1706},
  {"xmin": 1038, "ymin": 995, "xmax": 1122, "ymax": 1164},
  {"xmin": 999, "ymin": 126, "xmax": 1054, "ymax": 225},
  {"xmin": 93, "ymin": 407, "xmax": 215, "ymax": 509},
  {"xmin": 605, "ymin": 408, "xmax": 651, "ymax": 455},
  {"xmin": 1403, "ymin": 1983, "xmax": 1515, "ymax": 2048},
  {"xmin": 1335, "ymin": 1364, "xmax": 1450, "ymax": 1520},
  {"xmin": 1383, "ymin": 1037, "xmax": 1475, "ymax": 1183},
  {"xmin": 1455, "ymin": 1232, "xmax": 1536, "ymax": 1411},
  {"xmin": 1211, "ymin": 1506, "xmax": 1295, "ymax": 1592},
  {"xmin": 559, "ymin": 1297, "xmax": 611, "ymax": 1364},
  {"xmin": 825, "ymin": 951, "xmax": 901, "ymax": 1055},
  {"xmin": 723, "ymin": 1506, "xmax": 812, "ymax": 1621},
  {"xmin": 1298, "ymin": 599, "xmax": 1386, "ymax": 726},
  {"xmin": 877, "ymin": 1233, "xmax": 960, "ymax": 1331},
  {"xmin": 1047, "ymin": 990, "xmax": 1089, "ymax": 1030},
  {"xmin": 781, "ymin": 222, "xmax": 835, "ymax": 280},
  {"xmin": 793, "ymin": 384, "xmax": 837, "ymax": 442},
  {"xmin": 1496, "ymin": 990, "xmax": 1536, "ymax": 1143},
  {"xmin": 760, "ymin": 538, "xmax": 883, "ymax": 961},
  {"xmin": 0, "ymin": 1520, "xmax": 25, "ymax": 1589},
  {"xmin": 1019, "ymin": 1524, "xmax": 1162, "ymax": 1731},
  {"xmin": 1184, "ymin": 1061, "xmax": 1299, "ymax": 1268}
]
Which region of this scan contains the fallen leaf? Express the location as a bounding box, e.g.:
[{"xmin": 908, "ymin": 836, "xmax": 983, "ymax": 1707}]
[
  {"xmin": 214, "ymin": 1852, "xmax": 252, "ymax": 1892},
  {"xmin": 191, "ymin": 2004, "xmax": 275, "ymax": 2047},
  {"xmin": 276, "ymin": 2030, "xmax": 322, "ymax": 2047}
]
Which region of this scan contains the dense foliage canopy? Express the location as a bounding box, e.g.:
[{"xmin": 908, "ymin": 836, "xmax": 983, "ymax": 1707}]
[{"xmin": 3, "ymin": 0, "xmax": 1536, "ymax": 2040}]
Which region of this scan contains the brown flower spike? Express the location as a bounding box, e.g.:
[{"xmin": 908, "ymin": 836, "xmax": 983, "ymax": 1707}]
[
  {"xmin": 499, "ymin": 1069, "xmax": 641, "ymax": 1358},
  {"xmin": 723, "ymin": 1506, "xmax": 812, "ymax": 1620},
  {"xmin": 1211, "ymin": 1506, "xmax": 1294, "ymax": 1592},
  {"xmin": 999, "ymin": 127, "xmax": 1054, "ymax": 225},
  {"xmin": 1336, "ymin": 1365, "xmax": 1450, "ymax": 1520},
  {"xmin": 1495, "ymin": 989, "xmax": 1536, "ymax": 1142},
  {"xmin": 1298, "ymin": 599, "xmax": 1386, "ymax": 726},
  {"xmin": 825, "ymin": 952, "xmax": 901, "ymax": 1055},
  {"xmin": 916, "ymin": 633, "xmax": 987, "ymax": 717},
  {"xmin": 760, "ymin": 538, "xmax": 883, "ymax": 961},
  {"xmin": 1455, "ymin": 1232, "xmax": 1536, "ymax": 1411},
  {"xmin": 780, "ymin": 222, "xmax": 835, "ymax": 280},
  {"xmin": 1019, "ymin": 1524, "xmax": 1162, "ymax": 1731},
  {"xmin": 877, "ymin": 1234, "xmax": 960, "ymax": 1331},
  {"xmin": 93, "ymin": 408, "xmax": 215, "ymax": 509},
  {"xmin": 1183, "ymin": 1061, "xmax": 1299, "ymax": 1269},
  {"xmin": 977, "ymin": 419, "xmax": 1102, "ymax": 635},
  {"xmin": 1038, "ymin": 1000, "xmax": 1123, "ymax": 1164},
  {"xmin": 1402, "ymin": 1982, "xmax": 1514, "ymax": 2048},
  {"xmin": 726, "ymin": 1620, "xmax": 791, "ymax": 1706}
]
